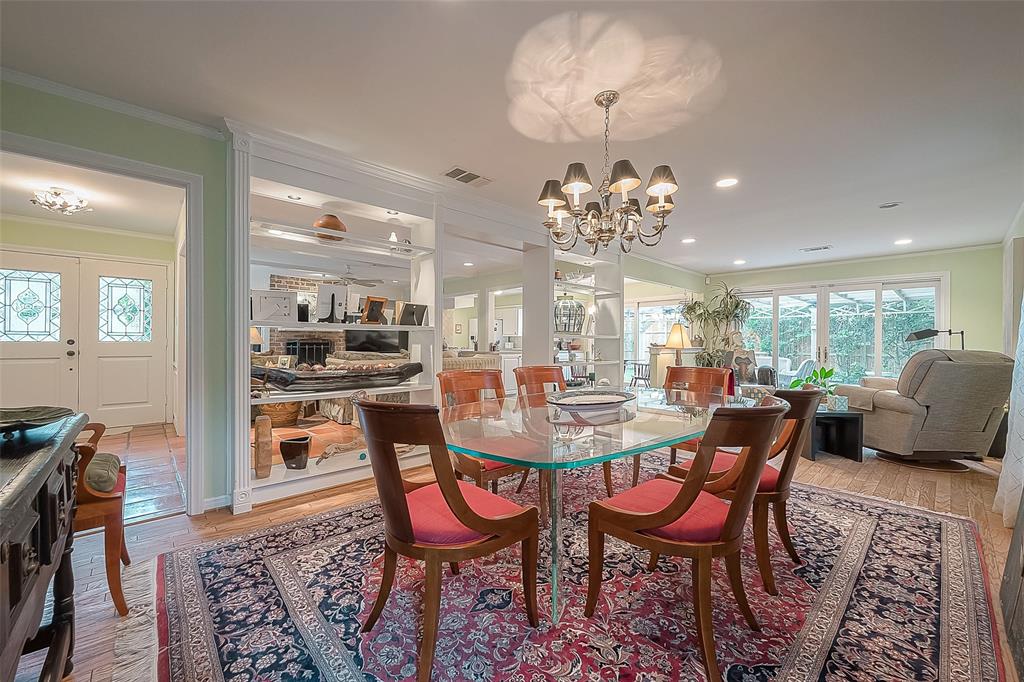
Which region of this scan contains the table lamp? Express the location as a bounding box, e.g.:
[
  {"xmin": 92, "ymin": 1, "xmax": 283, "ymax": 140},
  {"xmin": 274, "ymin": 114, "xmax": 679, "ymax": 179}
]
[
  {"xmin": 250, "ymin": 326, "xmax": 263, "ymax": 350},
  {"xmin": 664, "ymin": 322, "xmax": 692, "ymax": 365}
]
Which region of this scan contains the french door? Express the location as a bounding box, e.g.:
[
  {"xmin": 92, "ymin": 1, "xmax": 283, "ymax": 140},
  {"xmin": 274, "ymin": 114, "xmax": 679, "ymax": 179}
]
[
  {"xmin": 0, "ymin": 249, "xmax": 168, "ymax": 427},
  {"xmin": 741, "ymin": 278, "xmax": 943, "ymax": 385}
]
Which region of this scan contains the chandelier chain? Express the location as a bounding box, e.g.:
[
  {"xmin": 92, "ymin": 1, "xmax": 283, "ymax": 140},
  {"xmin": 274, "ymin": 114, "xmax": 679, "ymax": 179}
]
[{"xmin": 601, "ymin": 102, "xmax": 611, "ymax": 196}]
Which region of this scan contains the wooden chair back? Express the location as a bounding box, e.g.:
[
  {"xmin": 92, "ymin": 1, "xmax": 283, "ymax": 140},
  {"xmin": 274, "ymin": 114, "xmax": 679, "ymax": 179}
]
[
  {"xmin": 354, "ymin": 399, "xmax": 522, "ymax": 545},
  {"xmin": 769, "ymin": 388, "xmax": 824, "ymax": 491},
  {"xmin": 513, "ymin": 365, "xmax": 566, "ymax": 407},
  {"xmin": 626, "ymin": 397, "xmax": 786, "ymax": 541},
  {"xmin": 664, "ymin": 366, "xmax": 731, "ymax": 396},
  {"xmin": 437, "ymin": 369, "xmax": 506, "ymax": 407}
]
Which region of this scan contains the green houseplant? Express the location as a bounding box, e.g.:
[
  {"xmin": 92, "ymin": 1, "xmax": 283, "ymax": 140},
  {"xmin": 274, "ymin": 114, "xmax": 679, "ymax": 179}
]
[
  {"xmin": 681, "ymin": 282, "xmax": 753, "ymax": 367},
  {"xmin": 789, "ymin": 366, "xmax": 837, "ymax": 394}
]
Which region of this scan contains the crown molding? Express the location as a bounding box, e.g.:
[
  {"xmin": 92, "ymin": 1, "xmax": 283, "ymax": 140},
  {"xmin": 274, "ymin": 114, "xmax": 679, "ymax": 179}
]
[
  {"xmin": 0, "ymin": 212, "xmax": 175, "ymax": 242},
  {"xmin": 2, "ymin": 68, "xmax": 225, "ymax": 141},
  {"xmin": 1003, "ymin": 199, "xmax": 1024, "ymax": 247},
  {"xmin": 707, "ymin": 242, "xmax": 1003, "ymax": 279}
]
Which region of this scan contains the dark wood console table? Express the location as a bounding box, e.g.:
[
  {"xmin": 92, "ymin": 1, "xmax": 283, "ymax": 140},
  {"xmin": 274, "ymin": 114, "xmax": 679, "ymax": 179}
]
[
  {"xmin": 802, "ymin": 409, "xmax": 864, "ymax": 462},
  {"xmin": 0, "ymin": 414, "xmax": 87, "ymax": 682}
]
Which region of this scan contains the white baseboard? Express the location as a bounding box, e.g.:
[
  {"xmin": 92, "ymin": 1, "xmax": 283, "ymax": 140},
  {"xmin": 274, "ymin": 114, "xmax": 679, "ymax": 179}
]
[{"xmin": 203, "ymin": 495, "xmax": 231, "ymax": 512}]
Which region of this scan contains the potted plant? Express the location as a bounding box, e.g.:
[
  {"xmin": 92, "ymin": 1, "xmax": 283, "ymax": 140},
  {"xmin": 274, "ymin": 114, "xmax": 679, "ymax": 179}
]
[
  {"xmin": 789, "ymin": 367, "xmax": 848, "ymax": 410},
  {"xmin": 681, "ymin": 282, "xmax": 753, "ymax": 367}
]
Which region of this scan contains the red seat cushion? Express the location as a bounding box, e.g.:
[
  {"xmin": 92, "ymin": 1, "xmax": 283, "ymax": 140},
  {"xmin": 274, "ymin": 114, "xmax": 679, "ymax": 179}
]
[
  {"xmin": 672, "ymin": 437, "xmax": 701, "ymax": 452},
  {"xmin": 674, "ymin": 451, "xmax": 780, "ymax": 493},
  {"xmin": 406, "ymin": 480, "xmax": 524, "ymax": 546},
  {"xmin": 459, "ymin": 436, "xmax": 539, "ymax": 471},
  {"xmin": 603, "ymin": 478, "xmax": 729, "ymax": 543},
  {"xmin": 480, "ymin": 458, "xmax": 515, "ymax": 471}
]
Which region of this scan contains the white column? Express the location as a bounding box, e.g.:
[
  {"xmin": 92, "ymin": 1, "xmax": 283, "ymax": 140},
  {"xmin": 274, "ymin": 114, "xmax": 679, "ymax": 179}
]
[
  {"xmin": 593, "ymin": 256, "xmax": 624, "ymax": 384},
  {"xmin": 230, "ymin": 132, "xmax": 253, "ymax": 514},
  {"xmin": 522, "ymin": 243, "xmax": 554, "ymax": 366}
]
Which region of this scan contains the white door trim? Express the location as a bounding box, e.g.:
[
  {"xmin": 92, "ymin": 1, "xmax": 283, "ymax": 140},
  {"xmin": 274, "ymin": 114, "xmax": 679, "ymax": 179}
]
[{"xmin": 1, "ymin": 131, "xmax": 207, "ymax": 515}]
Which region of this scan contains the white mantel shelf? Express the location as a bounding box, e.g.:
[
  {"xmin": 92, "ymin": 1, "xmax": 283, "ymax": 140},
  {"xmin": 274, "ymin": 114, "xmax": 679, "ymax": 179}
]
[{"xmin": 252, "ymin": 321, "xmax": 434, "ymax": 332}]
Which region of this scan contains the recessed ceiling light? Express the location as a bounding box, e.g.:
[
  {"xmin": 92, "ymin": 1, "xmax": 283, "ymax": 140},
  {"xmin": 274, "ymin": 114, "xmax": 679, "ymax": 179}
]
[
  {"xmin": 879, "ymin": 201, "xmax": 902, "ymax": 210},
  {"xmin": 268, "ymin": 229, "xmax": 284, "ymax": 236},
  {"xmin": 681, "ymin": 237, "xmax": 696, "ymax": 244},
  {"xmin": 392, "ymin": 280, "xmax": 399, "ymax": 284},
  {"xmin": 309, "ymin": 273, "xmax": 323, "ymax": 277},
  {"xmin": 894, "ymin": 238, "xmax": 913, "ymax": 246},
  {"xmin": 386, "ymin": 209, "xmax": 399, "ymax": 215},
  {"xmin": 463, "ymin": 262, "xmax": 474, "ymax": 267},
  {"xmin": 287, "ymin": 194, "xmax": 302, "ymax": 201},
  {"xmin": 715, "ymin": 178, "xmax": 739, "ymax": 188},
  {"xmin": 733, "ymin": 259, "xmax": 747, "ymax": 265}
]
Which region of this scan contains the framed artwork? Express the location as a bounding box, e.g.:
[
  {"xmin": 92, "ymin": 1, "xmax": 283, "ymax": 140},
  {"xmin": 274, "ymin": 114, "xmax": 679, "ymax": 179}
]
[
  {"xmin": 455, "ymin": 323, "xmax": 463, "ymax": 334},
  {"xmin": 361, "ymin": 296, "xmax": 389, "ymax": 324},
  {"xmin": 276, "ymin": 355, "xmax": 295, "ymax": 369},
  {"xmin": 251, "ymin": 290, "xmax": 297, "ymax": 323}
]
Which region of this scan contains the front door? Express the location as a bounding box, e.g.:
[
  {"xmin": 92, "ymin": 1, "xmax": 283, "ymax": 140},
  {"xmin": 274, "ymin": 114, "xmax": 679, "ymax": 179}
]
[
  {"xmin": 78, "ymin": 259, "xmax": 168, "ymax": 427},
  {"xmin": 0, "ymin": 251, "xmax": 80, "ymax": 409}
]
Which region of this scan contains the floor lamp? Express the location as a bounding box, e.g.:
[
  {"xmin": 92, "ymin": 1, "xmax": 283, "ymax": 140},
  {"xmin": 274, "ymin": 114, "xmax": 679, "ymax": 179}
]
[{"xmin": 905, "ymin": 328, "xmax": 966, "ymax": 350}]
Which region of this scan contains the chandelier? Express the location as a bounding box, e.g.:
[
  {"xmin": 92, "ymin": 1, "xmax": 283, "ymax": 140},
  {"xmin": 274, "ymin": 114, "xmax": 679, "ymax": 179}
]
[
  {"xmin": 30, "ymin": 187, "xmax": 93, "ymax": 216},
  {"xmin": 537, "ymin": 90, "xmax": 676, "ymax": 255}
]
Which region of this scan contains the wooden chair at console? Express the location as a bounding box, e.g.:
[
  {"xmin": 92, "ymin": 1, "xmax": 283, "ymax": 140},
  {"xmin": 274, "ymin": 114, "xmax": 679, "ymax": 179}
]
[
  {"xmin": 353, "ymin": 399, "xmax": 539, "ymax": 682},
  {"xmin": 512, "ymin": 365, "xmax": 642, "ymax": 495},
  {"xmin": 665, "ymin": 366, "xmax": 732, "ymax": 465},
  {"xmin": 437, "ymin": 369, "xmax": 531, "ymax": 493},
  {"xmin": 73, "ymin": 422, "xmax": 131, "ymax": 616},
  {"xmin": 584, "ymin": 397, "xmax": 788, "ymax": 682},
  {"xmin": 667, "ymin": 388, "xmax": 822, "ymax": 594}
]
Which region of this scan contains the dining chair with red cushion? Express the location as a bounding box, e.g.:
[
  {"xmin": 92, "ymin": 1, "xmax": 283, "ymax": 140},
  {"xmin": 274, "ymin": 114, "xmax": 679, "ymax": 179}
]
[
  {"xmin": 667, "ymin": 388, "xmax": 823, "ymax": 594},
  {"xmin": 664, "ymin": 366, "xmax": 733, "ymax": 464},
  {"xmin": 437, "ymin": 369, "xmax": 531, "ymax": 493},
  {"xmin": 512, "ymin": 365, "xmax": 638, "ymax": 495},
  {"xmin": 354, "ymin": 398, "xmax": 539, "ymax": 682},
  {"xmin": 584, "ymin": 397, "xmax": 787, "ymax": 682}
]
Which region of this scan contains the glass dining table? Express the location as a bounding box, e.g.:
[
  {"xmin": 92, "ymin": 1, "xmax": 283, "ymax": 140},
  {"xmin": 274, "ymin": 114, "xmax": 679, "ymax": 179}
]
[{"xmin": 440, "ymin": 386, "xmax": 771, "ymax": 623}]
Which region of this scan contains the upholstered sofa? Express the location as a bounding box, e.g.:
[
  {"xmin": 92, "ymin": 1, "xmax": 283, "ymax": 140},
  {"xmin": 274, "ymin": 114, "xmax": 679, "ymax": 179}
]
[
  {"xmin": 836, "ymin": 349, "xmax": 1013, "ymax": 462},
  {"xmin": 441, "ymin": 351, "xmax": 500, "ymax": 371}
]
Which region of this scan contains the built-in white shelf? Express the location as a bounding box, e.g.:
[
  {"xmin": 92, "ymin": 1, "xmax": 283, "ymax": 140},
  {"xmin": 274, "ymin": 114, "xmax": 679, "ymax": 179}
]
[
  {"xmin": 553, "ymin": 333, "xmax": 619, "ymax": 340},
  {"xmin": 555, "ymin": 281, "xmax": 620, "ymax": 298},
  {"xmin": 251, "ymin": 217, "xmax": 434, "ymax": 261},
  {"xmin": 251, "ymin": 379, "xmax": 434, "ymax": 404},
  {"xmin": 251, "ymin": 321, "xmax": 434, "ymax": 332}
]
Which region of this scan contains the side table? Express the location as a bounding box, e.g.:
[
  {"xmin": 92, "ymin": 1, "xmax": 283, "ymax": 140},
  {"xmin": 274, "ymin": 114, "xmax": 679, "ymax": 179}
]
[{"xmin": 803, "ymin": 409, "xmax": 864, "ymax": 462}]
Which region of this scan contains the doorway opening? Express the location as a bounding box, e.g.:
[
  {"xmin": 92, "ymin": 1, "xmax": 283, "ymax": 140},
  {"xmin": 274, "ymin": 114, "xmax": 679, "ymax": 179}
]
[{"xmin": 0, "ymin": 150, "xmax": 190, "ymax": 523}]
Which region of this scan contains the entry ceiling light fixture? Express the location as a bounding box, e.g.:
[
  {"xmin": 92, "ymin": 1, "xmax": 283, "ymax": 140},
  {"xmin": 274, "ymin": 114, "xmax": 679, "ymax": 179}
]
[
  {"xmin": 30, "ymin": 186, "xmax": 92, "ymax": 215},
  {"xmin": 537, "ymin": 90, "xmax": 676, "ymax": 255}
]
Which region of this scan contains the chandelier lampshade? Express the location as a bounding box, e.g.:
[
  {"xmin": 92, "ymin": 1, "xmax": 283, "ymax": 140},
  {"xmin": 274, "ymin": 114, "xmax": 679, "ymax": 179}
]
[
  {"xmin": 646, "ymin": 165, "xmax": 678, "ymax": 197},
  {"xmin": 536, "ymin": 90, "xmax": 677, "ymax": 254},
  {"xmin": 561, "ymin": 163, "xmax": 593, "ymax": 201},
  {"xmin": 646, "ymin": 193, "xmax": 675, "ymax": 212},
  {"xmin": 609, "ymin": 160, "xmax": 642, "ymax": 195},
  {"xmin": 538, "ymin": 180, "xmax": 567, "ymax": 209}
]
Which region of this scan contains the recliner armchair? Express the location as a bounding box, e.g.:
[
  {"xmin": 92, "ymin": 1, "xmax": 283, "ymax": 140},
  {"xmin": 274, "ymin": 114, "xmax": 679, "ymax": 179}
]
[{"xmin": 836, "ymin": 349, "xmax": 1012, "ymax": 462}]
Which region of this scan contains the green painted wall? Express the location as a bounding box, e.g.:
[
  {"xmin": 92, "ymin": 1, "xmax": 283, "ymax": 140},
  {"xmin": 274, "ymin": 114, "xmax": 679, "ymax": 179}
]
[
  {"xmin": 1, "ymin": 215, "xmax": 176, "ymax": 262},
  {"xmin": 1, "ymin": 80, "xmax": 230, "ymax": 502},
  {"xmin": 709, "ymin": 247, "xmax": 1004, "ymax": 352}
]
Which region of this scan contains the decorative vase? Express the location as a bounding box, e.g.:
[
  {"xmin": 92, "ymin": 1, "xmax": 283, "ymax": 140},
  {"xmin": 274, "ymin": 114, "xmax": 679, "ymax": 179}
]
[
  {"xmin": 280, "ymin": 436, "xmax": 311, "ymax": 470},
  {"xmin": 313, "ymin": 214, "xmax": 348, "ymax": 241},
  {"xmin": 258, "ymin": 401, "xmax": 302, "ymax": 427},
  {"xmin": 554, "ymin": 294, "xmax": 586, "ymax": 334}
]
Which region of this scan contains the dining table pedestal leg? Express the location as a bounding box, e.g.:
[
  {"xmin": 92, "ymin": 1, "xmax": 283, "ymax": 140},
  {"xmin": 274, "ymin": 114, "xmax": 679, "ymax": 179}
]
[{"xmin": 546, "ymin": 468, "xmax": 567, "ymax": 624}]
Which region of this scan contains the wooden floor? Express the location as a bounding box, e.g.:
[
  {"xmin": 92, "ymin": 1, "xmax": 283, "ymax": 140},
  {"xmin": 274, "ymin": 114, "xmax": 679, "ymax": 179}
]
[
  {"xmin": 92, "ymin": 423, "xmax": 186, "ymax": 523},
  {"xmin": 14, "ymin": 451, "xmax": 1018, "ymax": 682}
]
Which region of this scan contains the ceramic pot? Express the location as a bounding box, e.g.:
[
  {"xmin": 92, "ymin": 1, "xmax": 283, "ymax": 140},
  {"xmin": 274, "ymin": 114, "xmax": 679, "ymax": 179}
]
[
  {"xmin": 313, "ymin": 214, "xmax": 348, "ymax": 241},
  {"xmin": 280, "ymin": 435, "xmax": 311, "ymax": 470},
  {"xmin": 826, "ymin": 394, "xmax": 849, "ymax": 411}
]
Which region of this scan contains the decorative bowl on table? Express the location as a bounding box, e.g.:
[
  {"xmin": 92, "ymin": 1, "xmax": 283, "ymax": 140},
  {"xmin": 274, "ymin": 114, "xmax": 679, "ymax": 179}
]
[
  {"xmin": 546, "ymin": 390, "xmax": 635, "ymax": 410},
  {"xmin": 0, "ymin": 406, "xmax": 75, "ymax": 439}
]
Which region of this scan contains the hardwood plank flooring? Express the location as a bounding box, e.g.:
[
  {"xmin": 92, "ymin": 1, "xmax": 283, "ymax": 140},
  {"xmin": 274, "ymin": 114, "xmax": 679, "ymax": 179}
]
[{"xmin": 13, "ymin": 452, "xmax": 1017, "ymax": 682}]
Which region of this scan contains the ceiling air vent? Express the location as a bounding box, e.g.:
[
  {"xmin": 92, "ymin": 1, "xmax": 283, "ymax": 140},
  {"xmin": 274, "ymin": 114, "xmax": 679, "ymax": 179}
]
[
  {"xmin": 799, "ymin": 244, "xmax": 834, "ymax": 253},
  {"xmin": 443, "ymin": 166, "xmax": 492, "ymax": 188}
]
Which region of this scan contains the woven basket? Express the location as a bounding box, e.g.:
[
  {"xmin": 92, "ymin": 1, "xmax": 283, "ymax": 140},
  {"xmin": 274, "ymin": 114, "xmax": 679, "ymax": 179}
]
[{"xmin": 258, "ymin": 401, "xmax": 302, "ymax": 428}]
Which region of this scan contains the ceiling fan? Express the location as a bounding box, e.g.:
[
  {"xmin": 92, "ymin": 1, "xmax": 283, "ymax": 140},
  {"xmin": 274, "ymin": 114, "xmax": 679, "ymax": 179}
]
[{"xmin": 330, "ymin": 265, "xmax": 385, "ymax": 287}]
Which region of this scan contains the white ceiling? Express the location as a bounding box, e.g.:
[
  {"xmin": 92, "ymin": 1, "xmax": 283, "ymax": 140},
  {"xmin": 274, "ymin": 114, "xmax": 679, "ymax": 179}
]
[
  {"xmin": 2, "ymin": 2, "xmax": 1022, "ymax": 271},
  {"xmin": 0, "ymin": 151, "xmax": 185, "ymax": 235}
]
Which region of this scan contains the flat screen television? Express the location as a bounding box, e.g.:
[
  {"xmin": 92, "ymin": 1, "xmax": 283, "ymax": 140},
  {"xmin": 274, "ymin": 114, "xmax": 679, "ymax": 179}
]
[{"xmin": 344, "ymin": 330, "xmax": 408, "ymax": 353}]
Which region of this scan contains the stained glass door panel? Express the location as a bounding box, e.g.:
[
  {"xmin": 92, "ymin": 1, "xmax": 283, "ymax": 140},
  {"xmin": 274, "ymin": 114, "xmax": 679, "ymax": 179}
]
[
  {"xmin": 79, "ymin": 259, "xmax": 167, "ymax": 427},
  {"xmin": 0, "ymin": 251, "xmax": 80, "ymax": 408}
]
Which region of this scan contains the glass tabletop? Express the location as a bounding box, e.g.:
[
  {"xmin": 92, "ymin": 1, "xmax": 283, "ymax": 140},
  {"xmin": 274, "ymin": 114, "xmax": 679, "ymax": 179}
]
[{"xmin": 441, "ymin": 386, "xmax": 775, "ymax": 470}]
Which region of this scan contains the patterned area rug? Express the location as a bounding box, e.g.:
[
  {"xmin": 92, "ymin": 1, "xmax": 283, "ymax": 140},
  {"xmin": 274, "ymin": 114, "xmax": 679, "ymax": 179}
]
[{"xmin": 113, "ymin": 457, "xmax": 1005, "ymax": 681}]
